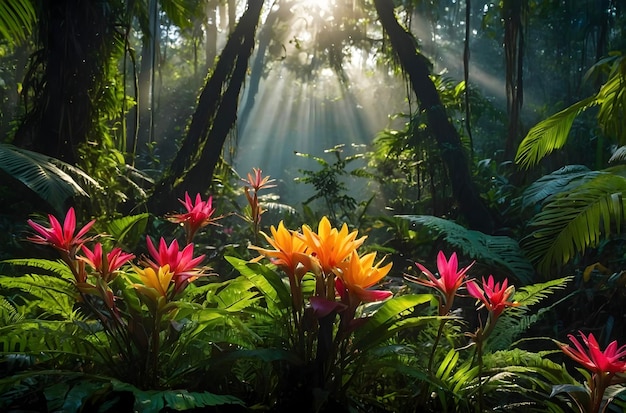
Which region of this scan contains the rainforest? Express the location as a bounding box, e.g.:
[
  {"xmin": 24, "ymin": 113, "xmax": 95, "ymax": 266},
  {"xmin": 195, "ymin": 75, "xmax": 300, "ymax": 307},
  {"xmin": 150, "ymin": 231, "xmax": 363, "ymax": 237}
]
[{"xmin": 1, "ymin": 0, "xmax": 626, "ymax": 412}]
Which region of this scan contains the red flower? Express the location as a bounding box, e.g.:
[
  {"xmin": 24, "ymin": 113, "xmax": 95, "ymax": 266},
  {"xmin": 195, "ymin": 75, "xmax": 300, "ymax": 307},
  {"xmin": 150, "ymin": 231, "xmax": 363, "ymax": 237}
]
[
  {"xmin": 407, "ymin": 251, "xmax": 473, "ymax": 314},
  {"xmin": 27, "ymin": 207, "xmax": 95, "ymax": 256},
  {"xmin": 79, "ymin": 243, "xmax": 135, "ymax": 282},
  {"xmin": 168, "ymin": 192, "xmax": 219, "ymax": 243},
  {"xmin": 560, "ymin": 331, "xmax": 626, "ymax": 374},
  {"xmin": 466, "ymin": 275, "xmax": 517, "ymax": 319},
  {"xmin": 144, "ymin": 237, "xmax": 206, "ymax": 295}
]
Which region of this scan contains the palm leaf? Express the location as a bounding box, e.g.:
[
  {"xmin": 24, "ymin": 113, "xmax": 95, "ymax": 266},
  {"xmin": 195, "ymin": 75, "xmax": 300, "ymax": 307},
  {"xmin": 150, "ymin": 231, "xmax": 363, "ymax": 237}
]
[
  {"xmin": 521, "ymin": 173, "xmax": 626, "ymax": 276},
  {"xmin": 515, "ymin": 96, "xmax": 598, "ymax": 169},
  {"xmin": 0, "ymin": 0, "xmax": 35, "ymax": 46},
  {"xmin": 521, "ymin": 165, "xmax": 603, "ymax": 209},
  {"xmin": 0, "ymin": 144, "xmax": 99, "ymax": 214},
  {"xmin": 396, "ymin": 215, "xmax": 534, "ymax": 284},
  {"xmin": 595, "ymin": 54, "xmax": 626, "ymax": 143}
]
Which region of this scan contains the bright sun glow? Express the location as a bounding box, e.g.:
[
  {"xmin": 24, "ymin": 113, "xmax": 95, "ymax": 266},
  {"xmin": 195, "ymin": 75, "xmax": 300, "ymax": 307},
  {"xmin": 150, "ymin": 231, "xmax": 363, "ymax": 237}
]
[{"xmin": 301, "ymin": 0, "xmax": 335, "ymax": 14}]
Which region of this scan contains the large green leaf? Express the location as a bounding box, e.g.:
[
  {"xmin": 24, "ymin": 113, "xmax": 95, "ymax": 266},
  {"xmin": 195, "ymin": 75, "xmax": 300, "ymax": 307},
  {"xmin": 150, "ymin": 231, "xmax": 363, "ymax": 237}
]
[
  {"xmin": 0, "ymin": 0, "xmax": 35, "ymax": 46},
  {"xmin": 104, "ymin": 213, "xmax": 149, "ymax": 250},
  {"xmin": 515, "ymin": 96, "xmax": 598, "ymax": 169},
  {"xmin": 521, "ymin": 173, "xmax": 626, "ymax": 276},
  {"xmin": 352, "ymin": 294, "xmax": 437, "ymax": 353},
  {"xmin": 520, "ymin": 165, "xmax": 603, "ymax": 210},
  {"xmin": 0, "ymin": 144, "xmax": 99, "ymax": 214},
  {"xmin": 396, "ymin": 215, "xmax": 534, "ymax": 284}
]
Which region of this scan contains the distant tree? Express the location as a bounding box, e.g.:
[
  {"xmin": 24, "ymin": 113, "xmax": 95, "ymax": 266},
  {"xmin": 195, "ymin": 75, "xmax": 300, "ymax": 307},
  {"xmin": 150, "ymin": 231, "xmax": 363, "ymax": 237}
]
[{"xmin": 373, "ymin": 0, "xmax": 495, "ymax": 234}]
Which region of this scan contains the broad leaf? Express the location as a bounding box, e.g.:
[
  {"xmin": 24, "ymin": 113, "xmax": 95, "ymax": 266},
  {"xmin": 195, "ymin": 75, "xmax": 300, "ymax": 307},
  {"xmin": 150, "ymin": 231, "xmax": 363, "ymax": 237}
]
[{"xmin": 521, "ymin": 173, "xmax": 626, "ymax": 276}]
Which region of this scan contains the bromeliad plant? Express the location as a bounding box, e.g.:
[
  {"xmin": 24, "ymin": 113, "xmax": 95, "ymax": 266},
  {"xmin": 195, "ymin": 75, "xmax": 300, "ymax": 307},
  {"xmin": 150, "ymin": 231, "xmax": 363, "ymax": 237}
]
[
  {"xmin": 230, "ymin": 216, "xmax": 405, "ymax": 408},
  {"xmin": 0, "ymin": 194, "xmax": 251, "ymax": 411},
  {"xmin": 552, "ymin": 331, "xmax": 626, "ymax": 413}
]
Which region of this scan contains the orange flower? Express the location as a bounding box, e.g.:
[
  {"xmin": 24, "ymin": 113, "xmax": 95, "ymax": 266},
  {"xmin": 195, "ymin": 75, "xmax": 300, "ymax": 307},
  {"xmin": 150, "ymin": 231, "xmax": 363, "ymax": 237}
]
[
  {"xmin": 242, "ymin": 167, "xmax": 276, "ymax": 192},
  {"xmin": 300, "ymin": 216, "xmax": 366, "ymax": 275},
  {"xmin": 133, "ymin": 264, "xmax": 174, "ymax": 299},
  {"xmin": 250, "ymin": 221, "xmax": 317, "ymax": 278},
  {"xmin": 336, "ymin": 251, "xmax": 392, "ymax": 303}
]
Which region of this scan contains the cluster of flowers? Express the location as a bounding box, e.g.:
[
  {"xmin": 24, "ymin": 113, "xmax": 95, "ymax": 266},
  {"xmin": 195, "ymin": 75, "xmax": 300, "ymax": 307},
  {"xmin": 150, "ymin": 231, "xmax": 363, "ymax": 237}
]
[
  {"xmin": 24, "ymin": 184, "xmax": 626, "ymax": 410},
  {"xmin": 26, "ymin": 192, "xmax": 216, "ymax": 309},
  {"xmin": 250, "ymin": 217, "xmax": 392, "ymax": 331}
]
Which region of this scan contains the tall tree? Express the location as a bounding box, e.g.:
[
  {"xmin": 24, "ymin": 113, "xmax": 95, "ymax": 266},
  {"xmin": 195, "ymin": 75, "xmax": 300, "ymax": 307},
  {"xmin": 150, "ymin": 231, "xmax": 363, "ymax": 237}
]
[
  {"xmin": 148, "ymin": 0, "xmax": 264, "ymax": 215},
  {"xmin": 373, "ymin": 0, "xmax": 495, "ymax": 234},
  {"xmin": 502, "ymin": 0, "xmax": 526, "ymax": 160},
  {"xmin": 12, "ymin": 0, "xmax": 121, "ymax": 164}
]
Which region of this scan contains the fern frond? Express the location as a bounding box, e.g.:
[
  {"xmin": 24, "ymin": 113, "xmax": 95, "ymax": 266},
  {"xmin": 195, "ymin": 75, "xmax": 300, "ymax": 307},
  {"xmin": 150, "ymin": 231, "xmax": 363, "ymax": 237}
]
[
  {"xmin": 3, "ymin": 258, "xmax": 75, "ymax": 280},
  {"xmin": 521, "ymin": 174, "xmax": 626, "ymax": 276},
  {"xmin": 397, "ymin": 215, "xmax": 534, "ymax": 284},
  {"xmin": 0, "ymin": 297, "xmax": 23, "ymax": 324},
  {"xmin": 0, "ymin": 273, "xmax": 77, "ymax": 318},
  {"xmin": 513, "ymin": 276, "xmax": 573, "ymax": 307},
  {"xmin": 515, "ymin": 96, "xmax": 598, "ymax": 169}
]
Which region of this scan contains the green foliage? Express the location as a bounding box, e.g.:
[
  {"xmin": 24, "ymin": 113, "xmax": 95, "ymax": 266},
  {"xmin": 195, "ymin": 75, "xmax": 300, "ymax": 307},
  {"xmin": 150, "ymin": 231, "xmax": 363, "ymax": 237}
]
[
  {"xmin": 295, "ymin": 144, "xmax": 374, "ymax": 228},
  {"xmin": 0, "ymin": 144, "xmax": 100, "ymax": 214},
  {"xmin": 487, "ymin": 277, "xmax": 573, "ymax": 351},
  {"xmin": 521, "ymin": 172, "xmax": 626, "ymax": 276},
  {"xmin": 397, "ymin": 214, "xmax": 535, "ymax": 284},
  {"xmin": 0, "ymin": 0, "xmax": 35, "ymax": 46},
  {"xmin": 516, "ymin": 53, "xmax": 626, "ymax": 169}
]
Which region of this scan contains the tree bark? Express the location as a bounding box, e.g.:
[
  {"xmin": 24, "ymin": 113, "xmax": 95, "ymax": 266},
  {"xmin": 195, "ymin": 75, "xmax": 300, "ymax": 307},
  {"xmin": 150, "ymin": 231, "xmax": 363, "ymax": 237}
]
[
  {"xmin": 373, "ymin": 0, "xmax": 495, "ymax": 234},
  {"xmin": 147, "ymin": 0, "xmax": 264, "ymax": 215},
  {"xmin": 502, "ymin": 0, "xmax": 526, "ymax": 160},
  {"xmin": 13, "ymin": 0, "xmax": 112, "ymax": 164}
]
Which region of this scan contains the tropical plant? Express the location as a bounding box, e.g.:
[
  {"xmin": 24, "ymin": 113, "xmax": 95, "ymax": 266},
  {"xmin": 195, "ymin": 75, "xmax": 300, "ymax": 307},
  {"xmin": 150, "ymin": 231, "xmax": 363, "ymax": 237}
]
[
  {"xmin": 0, "ymin": 195, "xmax": 255, "ymax": 411},
  {"xmin": 396, "ymin": 214, "xmax": 535, "ymax": 284},
  {"xmin": 295, "ymin": 144, "xmax": 374, "ymax": 229},
  {"xmin": 0, "ymin": 143, "xmax": 100, "ymax": 214}
]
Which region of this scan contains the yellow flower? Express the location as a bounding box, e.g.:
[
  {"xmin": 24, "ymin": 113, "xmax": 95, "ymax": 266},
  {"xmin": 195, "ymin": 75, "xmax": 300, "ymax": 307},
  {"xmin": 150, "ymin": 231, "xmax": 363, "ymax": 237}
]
[
  {"xmin": 336, "ymin": 251, "xmax": 392, "ymax": 303},
  {"xmin": 133, "ymin": 264, "xmax": 174, "ymax": 298},
  {"xmin": 250, "ymin": 221, "xmax": 317, "ymax": 277},
  {"xmin": 300, "ymin": 216, "xmax": 366, "ymax": 275}
]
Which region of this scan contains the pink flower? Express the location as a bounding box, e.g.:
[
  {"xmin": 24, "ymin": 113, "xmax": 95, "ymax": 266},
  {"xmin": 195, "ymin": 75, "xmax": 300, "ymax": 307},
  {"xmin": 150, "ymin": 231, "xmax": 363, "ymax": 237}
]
[
  {"xmin": 79, "ymin": 243, "xmax": 135, "ymax": 282},
  {"xmin": 560, "ymin": 331, "xmax": 626, "ymax": 375},
  {"xmin": 168, "ymin": 192, "xmax": 219, "ymax": 243},
  {"xmin": 466, "ymin": 275, "xmax": 517, "ymax": 319},
  {"xmin": 407, "ymin": 251, "xmax": 473, "ymax": 314},
  {"xmin": 27, "ymin": 207, "xmax": 95, "ymax": 256},
  {"xmin": 143, "ymin": 237, "xmax": 206, "ymax": 296}
]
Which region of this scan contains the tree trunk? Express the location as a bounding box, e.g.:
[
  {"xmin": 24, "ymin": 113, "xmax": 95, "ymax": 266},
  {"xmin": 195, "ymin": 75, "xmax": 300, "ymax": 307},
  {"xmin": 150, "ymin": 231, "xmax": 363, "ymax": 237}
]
[
  {"xmin": 373, "ymin": 0, "xmax": 495, "ymax": 234},
  {"xmin": 13, "ymin": 0, "xmax": 111, "ymax": 164},
  {"xmin": 502, "ymin": 0, "xmax": 526, "ymax": 160},
  {"xmin": 147, "ymin": 0, "xmax": 264, "ymax": 215}
]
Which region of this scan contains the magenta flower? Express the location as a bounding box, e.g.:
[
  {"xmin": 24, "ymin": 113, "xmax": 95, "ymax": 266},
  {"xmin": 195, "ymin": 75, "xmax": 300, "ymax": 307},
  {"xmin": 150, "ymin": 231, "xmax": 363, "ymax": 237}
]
[
  {"xmin": 561, "ymin": 331, "xmax": 626, "ymax": 375},
  {"xmin": 407, "ymin": 251, "xmax": 473, "ymax": 315},
  {"xmin": 143, "ymin": 237, "xmax": 206, "ymax": 296},
  {"xmin": 79, "ymin": 243, "xmax": 135, "ymax": 282},
  {"xmin": 466, "ymin": 275, "xmax": 517, "ymax": 320},
  {"xmin": 27, "ymin": 207, "xmax": 95, "ymax": 257},
  {"xmin": 168, "ymin": 192, "xmax": 219, "ymax": 243}
]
